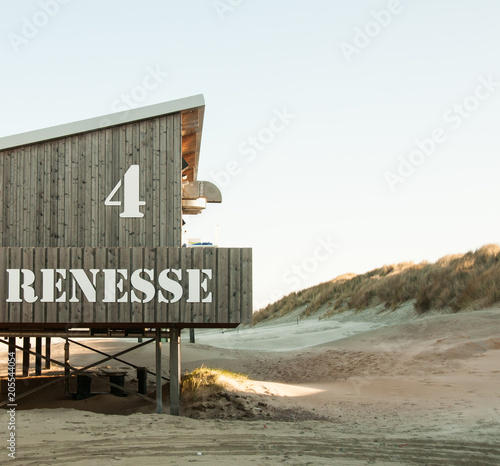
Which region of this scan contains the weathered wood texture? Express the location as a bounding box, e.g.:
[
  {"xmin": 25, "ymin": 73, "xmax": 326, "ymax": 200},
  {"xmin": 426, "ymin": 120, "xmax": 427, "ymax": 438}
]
[
  {"xmin": 181, "ymin": 107, "xmax": 204, "ymax": 183},
  {"xmin": 0, "ymin": 247, "xmax": 252, "ymax": 326},
  {"xmin": 0, "ymin": 114, "xmax": 182, "ymax": 248}
]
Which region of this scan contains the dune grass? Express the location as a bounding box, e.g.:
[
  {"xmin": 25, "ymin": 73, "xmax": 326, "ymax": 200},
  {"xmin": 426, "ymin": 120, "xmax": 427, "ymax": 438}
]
[
  {"xmin": 252, "ymin": 244, "xmax": 500, "ymax": 324},
  {"xmin": 180, "ymin": 366, "xmax": 248, "ymax": 402}
]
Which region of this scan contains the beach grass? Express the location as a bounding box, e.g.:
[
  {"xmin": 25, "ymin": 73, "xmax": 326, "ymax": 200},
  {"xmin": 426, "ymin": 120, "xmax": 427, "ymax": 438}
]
[
  {"xmin": 180, "ymin": 366, "xmax": 248, "ymax": 402},
  {"xmin": 253, "ymin": 244, "xmax": 500, "ymax": 324}
]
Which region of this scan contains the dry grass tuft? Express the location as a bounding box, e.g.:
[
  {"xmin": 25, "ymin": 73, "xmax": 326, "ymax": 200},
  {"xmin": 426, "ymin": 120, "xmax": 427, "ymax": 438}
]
[
  {"xmin": 252, "ymin": 244, "xmax": 500, "ymax": 324},
  {"xmin": 180, "ymin": 366, "xmax": 248, "ymax": 402}
]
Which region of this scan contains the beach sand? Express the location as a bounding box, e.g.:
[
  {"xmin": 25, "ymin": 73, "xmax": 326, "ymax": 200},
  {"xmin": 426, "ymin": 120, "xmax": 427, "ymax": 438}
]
[{"xmin": 1, "ymin": 306, "xmax": 499, "ymax": 464}]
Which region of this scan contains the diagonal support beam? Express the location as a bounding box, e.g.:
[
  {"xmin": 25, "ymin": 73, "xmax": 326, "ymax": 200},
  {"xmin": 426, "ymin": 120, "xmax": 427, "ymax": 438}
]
[
  {"xmin": 1, "ymin": 338, "xmax": 161, "ymax": 379},
  {"xmin": 76, "ymin": 339, "xmax": 155, "ymax": 372},
  {"xmin": 1, "ymin": 339, "xmax": 74, "ymax": 374},
  {"xmin": 0, "ymin": 339, "xmax": 158, "ymax": 407},
  {"xmin": 68, "ymin": 338, "xmax": 169, "ymax": 381}
]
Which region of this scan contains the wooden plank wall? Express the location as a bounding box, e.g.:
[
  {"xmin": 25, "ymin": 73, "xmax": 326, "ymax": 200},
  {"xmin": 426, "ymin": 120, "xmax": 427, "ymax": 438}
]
[
  {"xmin": 0, "ymin": 114, "xmax": 182, "ymax": 249},
  {"xmin": 0, "ymin": 247, "xmax": 252, "ymax": 326}
]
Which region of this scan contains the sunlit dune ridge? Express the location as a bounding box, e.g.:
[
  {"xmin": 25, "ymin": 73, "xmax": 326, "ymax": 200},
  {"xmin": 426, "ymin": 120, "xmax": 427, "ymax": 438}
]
[{"xmin": 254, "ymin": 244, "xmax": 500, "ymax": 324}]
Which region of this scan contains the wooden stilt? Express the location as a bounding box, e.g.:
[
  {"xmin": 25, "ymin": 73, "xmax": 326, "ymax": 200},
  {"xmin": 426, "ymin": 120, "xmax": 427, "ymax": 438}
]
[
  {"xmin": 23, "ymin": 337, "xmax": 30, "ymax": 377},
  {"xmin": 137, "ymin": 367, "xmax": 147, "ymax": 395},
  {"xmin": 35, "ymin": 337, "xmax": 42, "ymax": 376},
  {"xmin": 156, "ymin": 328, "xmax": 162, "ymax": 414},
  {"xmin": 189, "ymin": 328, "xmax": 195, "ymax": 343},
  {"xmin": 64, "ymin": 339, "xmax": 70, "ymax": 396},
  {"xmin": 45, "ymin": 337, "xmax": 51, "ymax": 369},
  {"xmin": 169, "ymin": 327, "xmax": 181, "ymax": 416}
]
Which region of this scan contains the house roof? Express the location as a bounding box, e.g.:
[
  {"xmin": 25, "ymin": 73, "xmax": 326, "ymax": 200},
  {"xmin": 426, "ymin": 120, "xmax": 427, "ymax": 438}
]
[{"xmin": 0, "ymin": 94, "xmax": 205, "ymax": 181}]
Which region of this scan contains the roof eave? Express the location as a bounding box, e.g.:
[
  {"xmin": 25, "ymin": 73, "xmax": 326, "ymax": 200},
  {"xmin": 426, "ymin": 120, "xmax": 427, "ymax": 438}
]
[{"xmin": 0, "ymin": 94, "xmax": 205, "ymax": 152}]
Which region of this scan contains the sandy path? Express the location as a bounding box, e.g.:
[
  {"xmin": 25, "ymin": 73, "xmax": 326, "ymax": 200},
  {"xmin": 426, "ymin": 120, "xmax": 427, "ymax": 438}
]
[{"xmin": 10, "ymin": 409, "xmax": 500, "ymax": 466}]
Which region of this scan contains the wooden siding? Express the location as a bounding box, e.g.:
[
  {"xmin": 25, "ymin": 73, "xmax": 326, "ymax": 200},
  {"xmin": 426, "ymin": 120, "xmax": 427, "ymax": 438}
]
[
  {"xmin": 0, "ymin": 114, "xmax": 182, "ymax": 248},
  {"xmin": 0, "ymin": 247, "xmax": 252, "ymax": 327}
]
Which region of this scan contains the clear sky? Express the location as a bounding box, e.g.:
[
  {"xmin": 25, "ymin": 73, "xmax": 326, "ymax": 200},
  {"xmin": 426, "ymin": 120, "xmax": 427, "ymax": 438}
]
[{"xmin": 1, "ymin": 0, "xmax": 500, "ymax": 310}]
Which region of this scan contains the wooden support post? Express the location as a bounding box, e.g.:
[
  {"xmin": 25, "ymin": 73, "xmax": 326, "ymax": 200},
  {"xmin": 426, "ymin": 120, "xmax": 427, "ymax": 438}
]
[
  {"xmin": 64, "ymin": 339, "xmax": 70, "ymax": 396},
  {"xmin": 155, "ymin": 328, "xmax": 162, "ymax": 414},
  {"xmin": 169, "ymin": 327, "xmax": 181, "ymax": 416},
  {"xmin": 189, "ymin": 328, "xmax": 195, "ymax": 344},
  {"xmin": 35, "ymin": 337, "xmax": 42, "ymax": 376},
  {"xmin": 8, "ymin": 338, "xmax": 16, "ymax": 375},
  {"xmin": 137, "ymin": 367, "xmax": 147, "ymax": 395},
  {"xmin": 45, "ymin": 337, "xmax": 51, "ymax": 369},
  {"xmin": 23, "ymin": 337, "xmax": 30, "ymax": 377},
  {"xmin": 76, "ymin": 375, "xmax": 92, "ymax": 400},
  {"xmin": 109, "ymin": 373, "xmax": 126, "ymax": 397}
]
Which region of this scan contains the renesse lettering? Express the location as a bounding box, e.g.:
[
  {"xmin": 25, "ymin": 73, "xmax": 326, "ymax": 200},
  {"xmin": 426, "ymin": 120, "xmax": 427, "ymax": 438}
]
[{"xmin": 6, "ymin": 268, "xmax": 213, "ymax": 304}]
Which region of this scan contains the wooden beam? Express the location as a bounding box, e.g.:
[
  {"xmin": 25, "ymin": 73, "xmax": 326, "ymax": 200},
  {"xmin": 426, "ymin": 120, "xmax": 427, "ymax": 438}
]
[
  {"xmin": 181, "ymin": 109, "xmax": 199, "ymax": 133},
  {"xmin": 169, "ymin": 327, "xmax": 181, "ymax": 416},
  {"xmin": 137, "ymin": 367, "xmax": 147, "ymax": 395},
  {"xmin": 156, "ymin": 327, "xmax": 162, "ymax": 414},
  {"xmin": 22, "ymin": 337, "xmax": 30, "ymax": 376},
  {"xmin": 64, "ymin": 339, "xmax": 70, "ymax": 396},
  {"xmin": 35, "ymin": 337, "xmax": 42, "ymax": 375},
  {"xmin": 182, "ymin": 133, "xmax": 197, "ymax": 152},
  {"xmin": 67, "ymin": 338, "xmax": 167, "ymax": 381},
  {"xmin": 45, "ymin": 337, "xmax": 51, "ymax": 369}
]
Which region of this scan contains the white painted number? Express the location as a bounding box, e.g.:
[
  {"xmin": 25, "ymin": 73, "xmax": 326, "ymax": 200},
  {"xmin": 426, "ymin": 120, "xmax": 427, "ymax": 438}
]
[{"xmin": 104, "ymin": 165, "xmax": 146, "ymax": 218}]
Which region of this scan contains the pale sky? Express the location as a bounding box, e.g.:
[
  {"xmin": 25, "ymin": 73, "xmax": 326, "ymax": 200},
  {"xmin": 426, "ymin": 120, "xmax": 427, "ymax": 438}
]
[{"xmin": 1, "ymin": 0, "xmax": 500, "ymax": 309}]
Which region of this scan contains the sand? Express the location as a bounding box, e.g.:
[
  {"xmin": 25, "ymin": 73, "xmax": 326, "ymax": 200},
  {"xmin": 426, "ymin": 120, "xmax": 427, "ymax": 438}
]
[{"xmin": 1, "ymin": 306, "xmax": 499, "ymax": 465}]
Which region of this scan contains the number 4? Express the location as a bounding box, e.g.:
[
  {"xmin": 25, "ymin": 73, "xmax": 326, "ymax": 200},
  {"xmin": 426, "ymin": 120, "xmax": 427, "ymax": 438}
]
[{"xmin": 105, "ymin": 165, "xmax": 146, "ymax": 218}]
